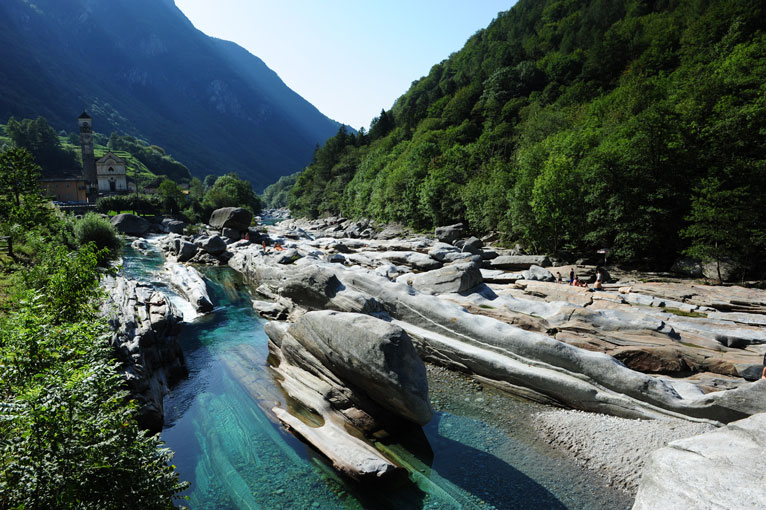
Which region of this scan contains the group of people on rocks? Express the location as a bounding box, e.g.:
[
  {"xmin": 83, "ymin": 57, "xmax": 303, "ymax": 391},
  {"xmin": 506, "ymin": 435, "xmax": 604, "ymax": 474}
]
[{"xmin": 555, "ymin": 268, "xmax": 604, "ymax": 290}]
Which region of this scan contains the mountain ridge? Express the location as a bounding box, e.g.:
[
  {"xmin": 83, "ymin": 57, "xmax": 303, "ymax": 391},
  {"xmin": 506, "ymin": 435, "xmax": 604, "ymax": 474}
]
[{"xmin": 0, "ymin": 0, "xmax": 342, "ymax": 190}]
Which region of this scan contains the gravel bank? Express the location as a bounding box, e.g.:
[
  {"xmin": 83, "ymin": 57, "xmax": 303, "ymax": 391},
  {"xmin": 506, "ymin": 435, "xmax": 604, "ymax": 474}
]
[{"xmin": 534, "ymin": 409, "xmax": 716, "ymax": 496}]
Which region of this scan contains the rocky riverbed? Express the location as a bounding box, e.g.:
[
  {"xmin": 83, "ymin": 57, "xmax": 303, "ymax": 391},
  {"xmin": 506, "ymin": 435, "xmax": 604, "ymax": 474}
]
[{"xmin": 108, "ymin": 209, "xmax": 766, "ymax": 507}]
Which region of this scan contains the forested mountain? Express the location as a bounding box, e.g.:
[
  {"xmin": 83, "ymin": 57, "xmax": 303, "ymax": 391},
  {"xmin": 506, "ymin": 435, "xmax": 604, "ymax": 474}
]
[
  {"xmin": 0, "ymin": 0, "xmax": 342, "ymax": 190},
  {"xmin": 284, "ymin": 0, "xmax": 766, "ymax": 269}
]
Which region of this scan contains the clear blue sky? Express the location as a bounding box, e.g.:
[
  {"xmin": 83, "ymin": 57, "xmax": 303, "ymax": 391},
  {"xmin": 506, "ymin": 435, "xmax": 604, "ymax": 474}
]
[{"xmin": 174, "ymin": 1, "xmax": 516, "ymax": 130}]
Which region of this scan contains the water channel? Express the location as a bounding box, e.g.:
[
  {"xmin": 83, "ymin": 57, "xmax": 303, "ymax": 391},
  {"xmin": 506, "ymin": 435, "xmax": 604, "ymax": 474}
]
[{"xmin": 122, "ymin": 242, "xmax": 632, "ymax": 509}]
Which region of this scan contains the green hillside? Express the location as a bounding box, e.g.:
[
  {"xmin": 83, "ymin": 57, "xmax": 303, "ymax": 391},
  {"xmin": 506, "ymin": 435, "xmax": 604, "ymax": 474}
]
[
  {"xmin": 284, "ymin": 0, "xmax": 766, "ymax": 269},
  {"xmin": 1, "ymin": 116, "xmax": 191, "ymax": 189}
]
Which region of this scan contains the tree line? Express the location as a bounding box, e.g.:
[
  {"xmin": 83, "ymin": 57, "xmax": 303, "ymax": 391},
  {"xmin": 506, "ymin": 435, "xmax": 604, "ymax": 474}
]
[{"xmin": 275, "ymin": 0, "xmax": 766, "ymax": 274}]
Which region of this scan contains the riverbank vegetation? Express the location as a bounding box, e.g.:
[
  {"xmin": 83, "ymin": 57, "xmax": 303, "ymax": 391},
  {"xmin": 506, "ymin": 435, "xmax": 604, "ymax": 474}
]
[
  {"xmin": 0, "ymin": 146, "xmax": 187, "ymax": 508},
  {"xmin": 279, "ymin": 0, "xmax": 765, "ymax": 271}
]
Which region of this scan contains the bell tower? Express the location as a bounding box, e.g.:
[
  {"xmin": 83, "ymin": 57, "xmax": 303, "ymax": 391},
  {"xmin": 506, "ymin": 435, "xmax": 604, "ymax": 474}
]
[{"xmin": 78, "ymin": 111, "xmax": 98, "ymax": 200}]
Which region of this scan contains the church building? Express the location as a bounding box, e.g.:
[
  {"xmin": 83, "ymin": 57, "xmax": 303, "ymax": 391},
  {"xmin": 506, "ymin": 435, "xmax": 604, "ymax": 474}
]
[{"xmin": 96, "ymin": 152, "xmax": 128, "ymax": 192}]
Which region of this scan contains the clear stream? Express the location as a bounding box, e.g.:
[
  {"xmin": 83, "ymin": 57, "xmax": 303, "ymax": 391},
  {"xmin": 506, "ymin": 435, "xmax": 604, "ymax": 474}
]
[{"xmin": 122, "ymin": 243, "xmax": 632, "ymax": 510}]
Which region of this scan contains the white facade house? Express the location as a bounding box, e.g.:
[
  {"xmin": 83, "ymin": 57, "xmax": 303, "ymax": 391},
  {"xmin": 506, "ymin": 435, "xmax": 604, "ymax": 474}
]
[{"xmin": 95, "ymin": 152, "xmax": 128, "ymax": 193}]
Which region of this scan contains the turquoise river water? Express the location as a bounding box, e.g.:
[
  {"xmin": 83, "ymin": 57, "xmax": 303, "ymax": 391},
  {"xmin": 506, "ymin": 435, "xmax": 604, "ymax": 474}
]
[{"xmin": 122, "ymin": 243, "xmax": 632, "ymax": 509}]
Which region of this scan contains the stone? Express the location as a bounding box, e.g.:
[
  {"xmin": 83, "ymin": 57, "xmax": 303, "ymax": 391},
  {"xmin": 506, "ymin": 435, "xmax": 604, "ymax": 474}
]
[
  {"xmin": 632, "ymin": 411, "xmax": 766, "ymax": 510},
  {"xmin": 490, "ymin": 255, "xmax": 551, "ymax": 270},
  {"xmin": 670, "ymin": 257, "xmax": 703, "ymax": 277},
  {"xmin": 252, "ymin": 299, "xmax": 290, "ymax": 320},
  {"xmin": 110, "ymin": 213, "xmax": 150, "ymax": 236},
  {"xmin": 208, "ymin": 207, "xmax": 252, "ymax": 231},
  {"xmin": 703, "ymin": 260, "xmax": 740, "ymax": 282},
  {"xmin": 279, "ymin": 266, "xmax": 342, "ymax": 310},
  {"xmin": 165, "ymin": 263, "xmax": 214, "ymax": 313},
  {"xmin": 285, "ymin": 311, "xmax": 432, "ymax": 425},
  {"xmin": 221, "ymin": 227, "xmax": 242, "ymax": 240},
  {"xmin": 275, "ymin": 248, "xmax": 300, "ymax": 264},
  {"xmin": 161, "ymin": 217, "xmax": 186, "ymax": 234},
  {"xmin": 195, "ymin": 235, "xmax": 226, "ymax": 255},
  {"xmin": 102, "ymin": 276, "xmax": 186, "ymax": 433},
  {"xmin": 410, "ymin": 261, "xmax": 483, "ymax": 294},
  {"xmin": 176, "ymin": 240, "xmax": 198, "ymax": 262},
  {"xmin": 377, "ymin": 251, "xmax": 442, "ymax": 271},
  {"xmin": 434, "ymin": 223, "xmax": 464, "ymax": 243},
  {"xmin": 327, "ymin": 253, "xmax": 346, "ymax": 264},
  {"xmin": 428, "ymin": 243, "xmax": 476, "ymax": 263},
  {"xmin": 455, "ymin": 236, "xmax": 483, "ymax": 254},
  {"xmin": 131, "ymin": 238, "xmax": 150, "ymax": 253},
  {"xmin": 521, "ymin": 265, "xmax": 555, "ymax": 282}
]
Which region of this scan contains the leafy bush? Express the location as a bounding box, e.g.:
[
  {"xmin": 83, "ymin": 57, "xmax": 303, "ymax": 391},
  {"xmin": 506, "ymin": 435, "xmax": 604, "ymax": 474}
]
[
  {"xmin": 0, "ymin": 245, "xmax": 188, "ymax": 507},
  {"xmin": 74, "ymin": 212, "xmax": 122, "ymax": 261}
]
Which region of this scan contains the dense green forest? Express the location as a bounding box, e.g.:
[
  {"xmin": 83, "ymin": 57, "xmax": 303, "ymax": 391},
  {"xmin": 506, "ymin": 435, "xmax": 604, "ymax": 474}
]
[
  {"xmin": 262, "ymin": 172, "xmax": 299, "ymax": 209},
  {"xmin": 0, "ymin": 147, "xmax": 186, "ymax": 507},
  {"xmin": 280, "ymin": 0, "xmax": 766, "ymax": 270}
]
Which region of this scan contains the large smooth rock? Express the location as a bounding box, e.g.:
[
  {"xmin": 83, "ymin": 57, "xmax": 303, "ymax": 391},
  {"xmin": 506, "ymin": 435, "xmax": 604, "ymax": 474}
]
[
  {"xmin": 633, "ymin": 411, "xmax": 766, "ymax": 510},
  {"xmin": 166, "ymin": 263, "xmax": 214, "ymax": 313},
  {"xmin": 428, "ymin": 243, "xmax": 476, "ymax": 263},
  {"xmin": 377, "ymin": 251, "xmax": 442, "ymax": 271},
  {"xmin": 209, "ymin": 207, "xmax": 252, "ymax": 231},
  {"xmin": 285, "ymin": 311, "xmax": 432, "ymax": 425},
  {"xmin": 195, "ymin": 235, "xmax": 226, "ymax": 255},
  {"xmin": 410, "ymin": 260, "xmax": 483, "ymax": 294},
  {"xmin": 102, "ymin": 276, "xmax": 186, "ymax": 433},
  {"xmin": 702, "ymin": 260, "xmax": 740, "ymax": 282},
  {"xmin": 160, "ymin": 217, "xmax": 186, "ymax": 234},
  {"xmin": 110, "ymin": 213, "xmax": 150, "ymax": 236},
  {"xmin": 490, "ymin": 255, "xmax": 551, "ymax": 270},
  {"xmin": 434, "ymin": 223, "xmax": 465, "ymax": 243},
  {"xmin": 454, "ymin": 236, "xmax": 483, "ymax": 254},
  {"xmin": 522, "ymin": 265, "xmax": 555, "ymax": 282},
  {"xmin": 176, "ymin": 240, "xmax": 198, "ymax": 262}
]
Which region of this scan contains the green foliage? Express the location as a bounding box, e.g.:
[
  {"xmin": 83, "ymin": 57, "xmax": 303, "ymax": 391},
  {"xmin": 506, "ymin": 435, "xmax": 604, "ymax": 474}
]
[
  {"xmin": 6, "ymin": 116, "xmax": 79, "ymax": 175},
  {"xmin": 203, "ymin": 173, "xmax": 261, "ymax": 216},
  {"xmin": 96, "ymin": 194, "xmax": 162, "ymax": 216},
  {"xmin": 74, "ymin": 213, "xmax": 122, "ymax": 263},
  {"xmin": 261, "ymin": 172, "xmax": 299, "ymax": 209},
  {"xmin": 288, "ymin": 0, "xmax": 766, "ymax": 270},
  {"xmin": 157, "ymin": 179, "xmax": 186, "ymax": 215},
  {"xmin": 107, "ymin": 133, "xmax": 191, "ymax": 183},
  {"xmin": 0, "ymin": 245, "xmax": 187, "ymax": 508}
]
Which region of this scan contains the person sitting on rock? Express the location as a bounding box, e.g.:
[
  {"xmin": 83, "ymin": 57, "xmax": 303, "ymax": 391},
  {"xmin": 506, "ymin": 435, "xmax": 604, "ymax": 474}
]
[
  {"xmin": 594, "ymin": 269, "xmax": 604, "ymax": 290},
  {"xmin": 572, "ymin": 276, "xmax": 587, "ymax": 288}
]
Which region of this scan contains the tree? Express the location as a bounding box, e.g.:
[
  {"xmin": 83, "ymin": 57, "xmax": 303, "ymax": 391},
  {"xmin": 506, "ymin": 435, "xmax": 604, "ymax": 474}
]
[
  {"xmin": 157, "ymin": 179, "xmax": 186, "ymax": 214},
  {"xmin": 203, "ymin": 173, "xmax": 261, "ymax": 215},
  {"xmin": 6, "ymin": 116, "xmax": 79, "ymax": 174},
  {"xmin": 682, "ymin": 176, "xmax": 752, "ymax": 282}
]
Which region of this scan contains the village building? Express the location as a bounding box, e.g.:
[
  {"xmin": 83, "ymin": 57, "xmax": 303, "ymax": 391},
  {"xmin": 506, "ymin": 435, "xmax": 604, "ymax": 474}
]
[
  {"xmin": 96, "ymin": 151, "xmax": 128, "ymax": 193},
  {"xmin": 40, "ymin": 175, "xmax": 88, "ymax": 202}
]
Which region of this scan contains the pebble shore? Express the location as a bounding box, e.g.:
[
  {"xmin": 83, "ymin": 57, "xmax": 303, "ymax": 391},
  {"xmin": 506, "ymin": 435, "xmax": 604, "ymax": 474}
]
[{"xmin": 534, "ymin": 409, "xmax": 715, "ymax": 495}]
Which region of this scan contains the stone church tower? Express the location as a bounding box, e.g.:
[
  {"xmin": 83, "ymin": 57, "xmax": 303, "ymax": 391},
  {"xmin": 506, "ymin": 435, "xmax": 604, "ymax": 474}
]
[{"xmin": 78, "ymin": 111, "xmax": 98, "ymax": 199}]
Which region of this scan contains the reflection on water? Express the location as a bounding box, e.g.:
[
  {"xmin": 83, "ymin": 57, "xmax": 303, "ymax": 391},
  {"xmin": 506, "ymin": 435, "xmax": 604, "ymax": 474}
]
[{"xmin": 121, "ymin": 248, "xmax": 631, "ymax": 509}]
